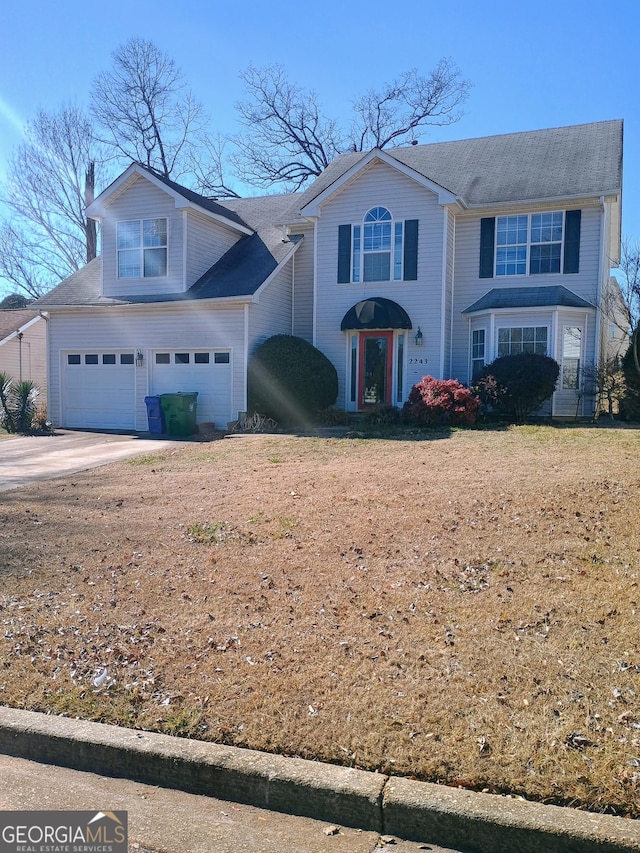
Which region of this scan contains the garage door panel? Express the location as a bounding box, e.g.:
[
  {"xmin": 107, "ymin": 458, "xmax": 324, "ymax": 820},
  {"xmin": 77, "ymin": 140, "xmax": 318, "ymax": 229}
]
[
  {"xmin": 151, "ymin": 351, "xmax": 232, "ymax": 429},
  {"xmin": 63, "ymin": 353, "xmax": 135, "ymax": 430}
]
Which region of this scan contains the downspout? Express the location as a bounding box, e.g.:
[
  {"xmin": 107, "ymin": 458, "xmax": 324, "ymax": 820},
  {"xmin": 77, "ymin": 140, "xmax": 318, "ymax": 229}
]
[
  {"xmin": 439, "ymin": 208, "xmax": 448, "ymax": 379},
  {"xmin": 38, "ymin": 311, "xmax": 50, "ymax": 420},
  {"xmin": 242, "ymin": 302, "xmax": 249, "ymax": 416},
  {"xmin": 592, "ymin": 197, "xmax": 610, "ymax": 420},
  {"xmin": 550, "ymin": 312, "xmax": 558, "ymax": 418},
  {"xmin": 17, "ymin": 332, "xmax": 23, "ymax": 381}
]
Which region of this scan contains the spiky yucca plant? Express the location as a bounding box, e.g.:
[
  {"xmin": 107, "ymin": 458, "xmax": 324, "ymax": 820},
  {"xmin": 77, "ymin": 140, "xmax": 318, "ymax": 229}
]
[{"xmin": 0, "ymin": 372, "xmax": 40, "ymax": 433}]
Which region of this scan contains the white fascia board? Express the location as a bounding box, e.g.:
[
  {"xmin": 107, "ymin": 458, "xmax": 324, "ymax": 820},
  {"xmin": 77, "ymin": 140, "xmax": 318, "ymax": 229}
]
[
  {"xmin": 298, "ymin": 149, "xmax": 459, "ymax": 217},
  {"xmin": 466, "ymin": 304, "xmax": 596, "ymax": 317},
  {"xmin": 87, "ymin": 164, "xmax": 252, "ymax": 236},
  {"xmin": 251, "ymin": 238, "xmax": 303, "ymax": 302},
  {"xmin": 461, "ymin": 191, "xmax": 620, "ymax": 214}
]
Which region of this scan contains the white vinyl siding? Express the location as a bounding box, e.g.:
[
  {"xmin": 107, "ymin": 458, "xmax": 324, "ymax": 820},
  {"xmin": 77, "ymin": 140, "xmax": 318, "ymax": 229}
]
[
  {"xmin": 185, "ymin": 209, "xmax": 240, "ymax": 285},
  {"xmin": 249, "ymin": 261, "xmax": 294, "ymax": 349},
  {"xmin": 291, "ymin": 224, "xmax": 314, "ymax": 343},
  {"xmin": 450, "ymin": 203, "xmax": 602, "ymax": 386},
  {"xmin": 101, "ymin": 177, "xmax": 183, "ymax": 298},
  {"xmin": 47, "ymin": 304, "xmax": 248, "ymax": 431},
  {"xmin": 314, "ymin": 160, "xmax": 445, "ymax": 408}
]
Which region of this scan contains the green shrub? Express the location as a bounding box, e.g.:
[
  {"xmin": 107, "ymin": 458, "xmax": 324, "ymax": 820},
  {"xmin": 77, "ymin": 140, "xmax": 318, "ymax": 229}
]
[
  {"xmin": 476, "ymin": 353, "xmax": 560, "ymax": 424},
  {"xmin": 402, "ymin": 376, "xmax": 480, "ymax": 427},
  {"xmin": 620, "ymin": 329, "xmax": 640, "ymax": 421},
  {"xmin": 247, "ymin": 335, "xmax": 338, "ymax": 428}
]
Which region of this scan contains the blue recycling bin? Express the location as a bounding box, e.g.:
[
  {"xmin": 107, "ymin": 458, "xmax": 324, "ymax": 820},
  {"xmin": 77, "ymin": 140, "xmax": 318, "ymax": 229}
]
[{"xmin": 144, "ymin": 395, "xmax": 165, "ymax": 434}]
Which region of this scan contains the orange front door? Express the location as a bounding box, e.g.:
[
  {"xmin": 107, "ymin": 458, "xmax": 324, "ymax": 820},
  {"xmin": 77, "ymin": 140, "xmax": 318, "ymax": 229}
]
[{"xmin": 358, "ymin": 331, "xmax": 393, "ymax": 408}]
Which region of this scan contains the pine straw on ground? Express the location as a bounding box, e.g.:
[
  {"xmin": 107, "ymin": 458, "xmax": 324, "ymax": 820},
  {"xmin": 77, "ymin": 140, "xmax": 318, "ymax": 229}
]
[{"xmin": 2, "ymin": 424, "xmax": 640, "ymax": 816}]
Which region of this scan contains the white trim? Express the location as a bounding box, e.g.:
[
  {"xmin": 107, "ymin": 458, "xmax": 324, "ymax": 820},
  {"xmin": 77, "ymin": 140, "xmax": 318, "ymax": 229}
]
[
  {"xmin": 87, "ymin": 164, "xmax": 253, "ymax": 236},
  {"xmin": 251, "ymin": 238, "xmax": 303, "ymax": 302},
  {"xmin": 550, "ymin": 312, "xmax": 558, "ymax": 416},
  {"xmin": 298, "ymin": 149, "xmax": 459, "ymax": 218},
  {"xmin": 243, "ymin": 303, "xmax": 249, "ymax": 414},
  {"xmin": 311, "ymin": 217, "xmax": 319, "ymax": 346},
  {"xmin": 182, "ymin": 209, "xmax": 188, "ymax": 288},
  {"xmin": 463, "ymin": 191, "xmax": 620, "ymax": 212},
  {"xmin": 439, "ymin": 207, "xmax": 448, "ymax": 378}
]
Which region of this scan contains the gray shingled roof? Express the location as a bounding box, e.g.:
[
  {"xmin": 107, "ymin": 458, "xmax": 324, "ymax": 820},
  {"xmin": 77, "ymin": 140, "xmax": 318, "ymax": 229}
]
[
  {"xmin": 289, "ymin": 119, "xmax": 623, "ymax": 215},
  {"xmin": 36, "ymin": 120, "xmax": 622, "ymax": 308},
  {"xmin": 0, "ymin": 309, "xmax": 41, "ymax": 341},
  {"xmin": 139, "ymin": 167, "xmax": 251, "ymax": 229},
  {"xmin": 463, "ymin": 285, "xmax": 596, "ymax": 314},
  {"xmin": 36, "ymin": 195, "xmax": 301, "ymax": 307}
]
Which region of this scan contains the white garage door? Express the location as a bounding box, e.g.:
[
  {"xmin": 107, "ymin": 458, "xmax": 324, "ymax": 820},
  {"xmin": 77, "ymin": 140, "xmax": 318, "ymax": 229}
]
[
  {"xmin": 150, "ymin": 350, "xmax": 232, "ymax": 429},
  {"xmin": 63, "ymin": 351, "xmax": 136, "ymax": 429}
]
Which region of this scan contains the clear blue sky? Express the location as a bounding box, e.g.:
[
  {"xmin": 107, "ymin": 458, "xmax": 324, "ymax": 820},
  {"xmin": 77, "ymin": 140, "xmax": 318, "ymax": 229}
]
[{"xmin": 0, "ymin": 0, "xmax": 638, "ymax": 297}]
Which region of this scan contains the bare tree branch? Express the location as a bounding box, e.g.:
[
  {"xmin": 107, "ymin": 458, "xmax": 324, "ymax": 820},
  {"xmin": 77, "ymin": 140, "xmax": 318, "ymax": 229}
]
[
  {"xmin": 0, "ymin": 105, "xmax": 105, "ymax": 298},
  {"xmin": 232, "ymin": 64, "xmax": 344, "ymax": 191},
  {"xmin": 350, "ymin": 60, "xmax": 471, "ymax": 150},
  {"xmin": 91, "ymin": 37, "xmax": 208, "ymax": 181},
  {"xmin": 232, "ymin": 59, "xmax": 471, "ymax": 191},
  {"xmin": 187, "ymin": 135, "xmax": 241, "ymax": 198}
]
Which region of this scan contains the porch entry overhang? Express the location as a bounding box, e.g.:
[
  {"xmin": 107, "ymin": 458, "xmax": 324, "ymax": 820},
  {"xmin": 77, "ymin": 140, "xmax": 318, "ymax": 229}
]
[
  {"xmin": 341, "ymin": 298, "xmax": 412, "ymax": 410},
  {"xmin": 340, "ymin": 297, "xmax": 412, "ymax": 331}
]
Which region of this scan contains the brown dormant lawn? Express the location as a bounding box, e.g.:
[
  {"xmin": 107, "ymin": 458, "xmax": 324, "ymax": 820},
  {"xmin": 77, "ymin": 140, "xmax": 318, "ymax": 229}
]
[{"xmin": 2, "ymin": 424, "xmax": 640, "ymax": 816}]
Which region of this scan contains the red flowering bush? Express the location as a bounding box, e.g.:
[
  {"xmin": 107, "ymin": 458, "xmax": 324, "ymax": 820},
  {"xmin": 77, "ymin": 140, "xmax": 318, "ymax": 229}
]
[{"xmin": 402, "ymin": 375, "xmax": 481, "ymax": 427}]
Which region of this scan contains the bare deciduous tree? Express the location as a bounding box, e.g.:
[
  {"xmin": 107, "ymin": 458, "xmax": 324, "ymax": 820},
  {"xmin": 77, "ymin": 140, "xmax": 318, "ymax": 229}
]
[
  {"xmin": 0, "ymin": 105, "xmax": 103, "ymax": 298},
  {"xmin": 91, "ymin": 37, "xmax": 208, "ymax": 181},
  {"xmin": 232, "ymin": 65, "xmax": 343, "ymax": 191},
  {"xmin": 610, "ymin": 238, "xmax": 640, "ymax": 377},
  {"xmin": 232, "ymin": 59, "xmax": 471, "ymax": 191},
  {"xmin": 187, "ymin": 134, "xmax": 241, "ymax": 199},
  {"xmin": 350, "ymin": 60, "xmax": 471, "ymax": 151}
]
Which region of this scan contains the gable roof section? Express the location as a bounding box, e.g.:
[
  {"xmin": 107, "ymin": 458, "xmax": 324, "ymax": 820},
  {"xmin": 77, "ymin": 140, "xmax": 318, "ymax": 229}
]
[
  {"xmin": 287, "ymin": 120, "xmax": 623, "ymax": 219},
  {"xmin": 296, "ymin": 148, "xmax": 459, "ymax": 217},
  {"xmin": 87, "ymin": 163, "xmax": 252, "ymax": 235},
  {"xmin": 463, "ymin": 285, "xmax": 596, "ymax": 314},
  {"xmin": 36, "ymin": 195, "xmax": 303, "ymax": 307},
  {"xmin": 0, "ymin": 309, "xmax": 42, "ymax": 343}
]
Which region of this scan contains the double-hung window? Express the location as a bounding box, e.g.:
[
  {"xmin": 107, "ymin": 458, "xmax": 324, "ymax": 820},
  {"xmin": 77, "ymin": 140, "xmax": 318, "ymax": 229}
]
[
  {"xmin": 353, "ymin": 207, "xmax": 402, "ymax": 282},
  {"xmin": 117, "ymin": 218, "xmax": 167, "ymax": 279},
  {"xmin": 471, "ymin": 329, "xmax": 486, "ymax": 381},
  {"xmin": 338, "ymin": 209, "xmax": 418, "ymax": 283},
  {"xmin": 495, "ymin": 212, "xmax": 563, "ymax": 277},
  {"xmin": 561, "ymin": 326, "xmax": 582, "ymax": 389}
]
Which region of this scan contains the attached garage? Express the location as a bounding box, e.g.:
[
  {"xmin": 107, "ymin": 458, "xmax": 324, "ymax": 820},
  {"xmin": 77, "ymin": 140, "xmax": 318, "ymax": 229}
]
[
  {"xmin": 62, "ymin": 351, "xmax": 136, "ymax": 429},
  {"xmin": 150, "ymin": 349, "xmax": 232, "ymax": 429}
]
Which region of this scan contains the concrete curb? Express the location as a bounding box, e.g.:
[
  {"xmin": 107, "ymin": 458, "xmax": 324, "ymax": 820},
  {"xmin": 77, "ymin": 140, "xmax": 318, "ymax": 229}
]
[{"xmin": 1, "ymin": 706, "xmax": 640, "ymax": 853}]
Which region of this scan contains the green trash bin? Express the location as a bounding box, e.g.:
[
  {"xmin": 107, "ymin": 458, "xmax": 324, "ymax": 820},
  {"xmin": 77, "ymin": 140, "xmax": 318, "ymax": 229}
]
[{"xmin": 159, "ymin": 392, "xmax": 199, "ymax": 436}]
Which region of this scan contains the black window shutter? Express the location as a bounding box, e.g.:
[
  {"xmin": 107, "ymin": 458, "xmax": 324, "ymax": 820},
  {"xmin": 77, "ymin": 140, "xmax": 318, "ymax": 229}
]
[
  {"xmin": 563, "ymin": 210, "xmax": 581, "ymax": 274},
  {"xmin": 479, "ymin": 217, "xmax": 495, "ymax": 278},
  {"xmin": 403, "ymin": 219, "xmax": 419, "ymax": 281},
  {"xmin": 337, "ymin": 224, "xmax": 352, "ymax": 283}
]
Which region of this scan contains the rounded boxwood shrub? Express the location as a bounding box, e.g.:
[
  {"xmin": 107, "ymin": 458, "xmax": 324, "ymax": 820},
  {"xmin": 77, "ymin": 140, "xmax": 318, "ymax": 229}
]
[
  {"xmin": 476, "ymin": 353, "xmax": 560, "ymax": 423},
  {"xmin": 402, "ymin": 376, "xmax": 480, "ymax": 427},
  {"xmin": 247, "ymin": 335, "xmax": 338, "ymax": 428}
]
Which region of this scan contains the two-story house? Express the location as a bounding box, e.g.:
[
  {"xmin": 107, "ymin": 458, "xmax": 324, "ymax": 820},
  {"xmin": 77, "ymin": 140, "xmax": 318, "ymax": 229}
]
[{"xmin": 37, "ymin": 119, "xmax": 623, "ymax": 431}]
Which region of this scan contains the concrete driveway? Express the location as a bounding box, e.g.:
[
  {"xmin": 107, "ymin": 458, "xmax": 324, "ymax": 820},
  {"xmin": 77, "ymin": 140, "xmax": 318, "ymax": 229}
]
[{"xmin": 0, "ymin": 430, "xmax": 176, "ymax": 493}]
